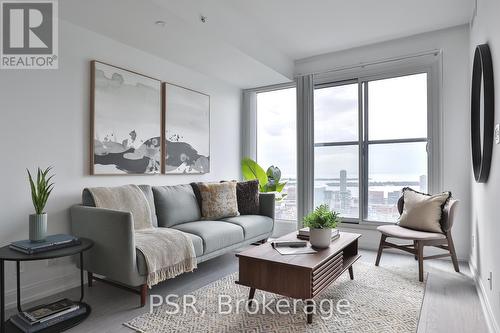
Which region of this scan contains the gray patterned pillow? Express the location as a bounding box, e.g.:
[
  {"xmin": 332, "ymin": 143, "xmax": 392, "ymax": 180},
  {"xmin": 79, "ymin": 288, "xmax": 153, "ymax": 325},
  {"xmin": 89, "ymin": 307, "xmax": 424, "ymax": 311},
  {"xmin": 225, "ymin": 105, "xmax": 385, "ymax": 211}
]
[{"xmin": 197, "ymin": 182, "xmax": 239, "ymax": 220}]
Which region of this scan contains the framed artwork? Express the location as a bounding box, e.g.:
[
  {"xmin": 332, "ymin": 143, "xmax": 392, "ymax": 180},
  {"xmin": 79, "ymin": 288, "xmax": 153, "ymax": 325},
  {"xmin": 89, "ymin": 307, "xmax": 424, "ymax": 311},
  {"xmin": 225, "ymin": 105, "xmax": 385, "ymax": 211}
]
[
  {"xmin": 163, "ymin": 83, "xmax": 210, "ymax": 174},
  {"xmin": 90, "ymin": 61, "xmax": 162, "ymax": 175}
]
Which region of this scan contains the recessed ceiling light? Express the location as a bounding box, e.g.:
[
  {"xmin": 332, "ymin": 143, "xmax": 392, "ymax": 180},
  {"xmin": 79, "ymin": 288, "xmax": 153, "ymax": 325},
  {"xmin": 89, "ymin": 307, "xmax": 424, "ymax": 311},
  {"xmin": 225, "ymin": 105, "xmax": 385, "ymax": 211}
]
[{"xmin": 155, "ymin": 20, "xmax": 166, "ymax": 27}]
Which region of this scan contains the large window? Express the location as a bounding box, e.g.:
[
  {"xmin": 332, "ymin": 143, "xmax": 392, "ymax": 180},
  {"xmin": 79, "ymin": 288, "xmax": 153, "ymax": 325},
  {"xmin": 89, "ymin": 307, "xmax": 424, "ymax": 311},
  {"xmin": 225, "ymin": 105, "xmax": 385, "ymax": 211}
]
[
  {"xmin": 256, "ymin": 87, "xmax": 297, "ymax": 221},
  {"xmin": 314, "ymin": 73, "xmax": 429, "ymax": 223}
]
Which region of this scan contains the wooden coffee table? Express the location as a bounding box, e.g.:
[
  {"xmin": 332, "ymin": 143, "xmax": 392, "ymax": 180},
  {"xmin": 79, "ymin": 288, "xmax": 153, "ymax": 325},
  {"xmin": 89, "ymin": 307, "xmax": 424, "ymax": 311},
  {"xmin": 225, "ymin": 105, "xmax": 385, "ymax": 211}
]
[{"xmin": 236, "ymin": 231, "xmax": 361, "ymax": 324}]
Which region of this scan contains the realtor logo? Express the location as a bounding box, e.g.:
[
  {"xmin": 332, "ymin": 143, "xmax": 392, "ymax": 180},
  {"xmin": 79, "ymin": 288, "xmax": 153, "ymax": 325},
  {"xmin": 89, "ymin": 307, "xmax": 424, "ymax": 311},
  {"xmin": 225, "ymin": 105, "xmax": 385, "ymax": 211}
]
[{"xmin": 1, "ymin": 0, "xmax": 58, "ymax": 69}]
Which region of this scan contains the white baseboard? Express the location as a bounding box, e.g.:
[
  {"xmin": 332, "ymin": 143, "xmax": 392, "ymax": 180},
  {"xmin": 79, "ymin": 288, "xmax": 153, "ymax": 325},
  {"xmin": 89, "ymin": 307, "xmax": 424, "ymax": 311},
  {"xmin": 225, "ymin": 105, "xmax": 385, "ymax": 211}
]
[
  {"xmin": 4, "ymin": 272, "xmax": 81, "ymax": 310},
  {"xmin": 469, "ymin": 262, "xmax": 500, "ymax": 333}
]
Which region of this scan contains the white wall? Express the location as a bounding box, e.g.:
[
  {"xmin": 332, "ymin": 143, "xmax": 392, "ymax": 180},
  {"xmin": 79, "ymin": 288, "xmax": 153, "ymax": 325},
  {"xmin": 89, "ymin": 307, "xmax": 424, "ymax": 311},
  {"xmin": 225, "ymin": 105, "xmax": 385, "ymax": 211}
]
[
  {"xmin": 295, "ymin": 25, "xmax": 472, "ymax": 260},
  {"xmin": 0, "ymin": 20, "xmax": 242, "ymax": 307},
  {"xmin": 469, "ymin": 0, "xmax": 500, "ymax": 330}
]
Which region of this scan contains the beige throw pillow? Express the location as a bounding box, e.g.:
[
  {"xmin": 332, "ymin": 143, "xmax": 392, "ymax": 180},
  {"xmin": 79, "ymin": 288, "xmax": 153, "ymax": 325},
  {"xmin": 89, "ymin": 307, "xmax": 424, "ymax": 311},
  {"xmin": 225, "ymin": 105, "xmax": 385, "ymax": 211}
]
[
  {"xmin": 198, "ymin": 182, "xmax": 239, "ymax": 220},
  {"xmin": 398, "ymin": 188, "xmax": 451, "ymax": 233}
]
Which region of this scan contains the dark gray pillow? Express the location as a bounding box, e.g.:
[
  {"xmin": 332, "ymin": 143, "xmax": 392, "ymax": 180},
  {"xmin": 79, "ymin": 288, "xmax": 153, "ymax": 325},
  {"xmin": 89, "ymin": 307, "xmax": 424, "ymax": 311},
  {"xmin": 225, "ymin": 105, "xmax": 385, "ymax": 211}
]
[
  {"xmin": 236, "ymin": 180, "xmax": 260, "ymax": 215},
  {"xmin": 82, "ymin": 185, "xmax": 158, "ymax": 227}
]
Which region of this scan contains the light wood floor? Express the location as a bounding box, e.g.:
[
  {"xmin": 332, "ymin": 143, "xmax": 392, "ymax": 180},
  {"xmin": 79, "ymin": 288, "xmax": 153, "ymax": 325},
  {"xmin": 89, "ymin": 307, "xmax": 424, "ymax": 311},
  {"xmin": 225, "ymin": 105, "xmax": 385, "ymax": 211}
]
[{"xmin": 6, "ymin": 249, "xmax": 488, "ymax": 333}]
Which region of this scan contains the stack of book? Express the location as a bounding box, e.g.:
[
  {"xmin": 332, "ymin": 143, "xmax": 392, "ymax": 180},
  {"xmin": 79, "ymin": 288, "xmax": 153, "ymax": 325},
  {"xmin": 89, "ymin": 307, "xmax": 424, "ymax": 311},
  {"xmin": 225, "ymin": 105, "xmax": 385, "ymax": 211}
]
[
  {"xmin": 10, "ymin": 234, "xmax": 80, "ymax": 254},
  {"xmin": 10, "ymin": 299, "xmax": 86, "ymax": 332},
  {"xmin": 296, "ymin": 227, "xmax": 340, "ymax": 241}
]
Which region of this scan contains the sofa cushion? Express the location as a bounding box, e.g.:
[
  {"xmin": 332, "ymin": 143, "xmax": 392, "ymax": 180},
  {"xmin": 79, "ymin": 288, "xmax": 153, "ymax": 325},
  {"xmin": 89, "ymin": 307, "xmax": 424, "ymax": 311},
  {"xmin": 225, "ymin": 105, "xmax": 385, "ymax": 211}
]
[
  {"xmin": 136, "ymin": 231, "xmax": 203, "ymax": 276},
  {"xmin": 221, "ymin": 215, "xmax": 273, "ymax": 240},
  {"xmin": 82, "ymin": 185, "xmax": 158, "ymax": 227},
  {"xmin": 171, "ymin": 221, "xmax": 244, "ymax": 254},
  {"xmin": 153, "ymin": 185, "xmax": 201, "ymax": 227},
  {"xmin": 236, "ymin": 180, "xmax": 260, "ymax": 215},
  {"xmin": 197, "ymin": 182, "xmax": 240, "ymax": 220}
]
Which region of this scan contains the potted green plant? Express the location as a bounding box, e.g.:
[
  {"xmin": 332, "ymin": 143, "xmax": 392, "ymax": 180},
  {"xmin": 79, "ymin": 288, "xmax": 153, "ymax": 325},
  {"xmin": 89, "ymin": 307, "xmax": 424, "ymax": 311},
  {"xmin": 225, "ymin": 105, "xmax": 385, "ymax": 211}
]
[
  {"xmin": 241, "ymin": 158, "xmax": 287, "ymax": 200},
  {"xmin": 27, "ymin": 167, "xmax": 55, "ymax": 242},
  {"xmin": 303, "ymin": 204, "xmax": 341, "ymax": 249}
]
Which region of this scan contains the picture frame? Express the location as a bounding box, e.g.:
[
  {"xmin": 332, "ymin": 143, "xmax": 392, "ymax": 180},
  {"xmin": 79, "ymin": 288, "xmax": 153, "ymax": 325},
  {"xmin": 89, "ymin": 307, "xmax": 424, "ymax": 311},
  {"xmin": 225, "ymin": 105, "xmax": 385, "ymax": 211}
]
[
  {"xmin": 163, "ymin": 82, "xmax": 210, "ymax": 174},
  {"xmin": 90, "ymin": 61, "xmax": 163, "ymax": 175}
]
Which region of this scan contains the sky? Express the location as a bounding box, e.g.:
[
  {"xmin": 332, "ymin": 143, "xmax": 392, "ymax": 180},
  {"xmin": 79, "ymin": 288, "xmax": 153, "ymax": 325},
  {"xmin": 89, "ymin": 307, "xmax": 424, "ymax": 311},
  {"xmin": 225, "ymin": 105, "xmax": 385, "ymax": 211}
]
[{"xmin": 256, "ymin": 73, "xmax": 428, "ymax": 181}]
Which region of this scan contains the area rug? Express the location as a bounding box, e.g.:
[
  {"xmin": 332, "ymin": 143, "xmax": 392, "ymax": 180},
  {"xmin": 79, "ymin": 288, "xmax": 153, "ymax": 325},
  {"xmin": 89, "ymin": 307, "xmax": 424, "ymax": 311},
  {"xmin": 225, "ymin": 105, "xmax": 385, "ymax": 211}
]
[{"xmin": 124, "ymin": 262, "xmax": 426, "ymax": 333}]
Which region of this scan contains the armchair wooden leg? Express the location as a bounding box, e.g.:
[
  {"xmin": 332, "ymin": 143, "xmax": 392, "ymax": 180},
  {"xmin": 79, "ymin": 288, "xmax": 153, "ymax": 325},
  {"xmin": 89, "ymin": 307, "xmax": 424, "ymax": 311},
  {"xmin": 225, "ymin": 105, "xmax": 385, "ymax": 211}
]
[
  {"xmin": 140, "ymin": 284, "xmax": 147, "ymax": 307},
  {"xmin": 413, "ymin": 241, "xmax": 418, "ymax": 260},
  {"xmin": 375, "ymin": 235, "xmax": 386, "ymax": 266},
  {"xmin": 417, "ymin": 241, "xmax": 424, "ymax": 282},
  {"xmin": 87, "ymin": 272, "xmax": 93, "ymax": 287},
  {"xmin": 447, "ymin": 232, "xmax": 460, "ymax": 273}
]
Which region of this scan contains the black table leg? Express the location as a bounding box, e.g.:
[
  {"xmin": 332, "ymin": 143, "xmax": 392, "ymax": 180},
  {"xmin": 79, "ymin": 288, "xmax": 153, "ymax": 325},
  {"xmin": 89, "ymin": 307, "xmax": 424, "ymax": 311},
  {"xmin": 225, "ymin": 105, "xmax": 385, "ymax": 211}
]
[
  {"xmin": 348, "ymin": 266, "xmax": 354, "ymax": 280},
  {"xmin": 1, "ymin": 260, "xmax": 5, "ymax": 333},
  {"xmin": 16, "ymin": 261, "xmax": 22, "ymax": 312},
  {"xmin": 79, "ymin": 252, "xmax": 84, "ymax": 303}
]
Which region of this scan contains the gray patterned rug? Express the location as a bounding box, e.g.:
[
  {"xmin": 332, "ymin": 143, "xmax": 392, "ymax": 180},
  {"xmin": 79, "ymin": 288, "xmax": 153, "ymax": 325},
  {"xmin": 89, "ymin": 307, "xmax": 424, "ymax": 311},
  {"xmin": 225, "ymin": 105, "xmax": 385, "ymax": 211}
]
[{"xmin": 124, "ymin": 262, "xmax": 426, "ymax": 333}]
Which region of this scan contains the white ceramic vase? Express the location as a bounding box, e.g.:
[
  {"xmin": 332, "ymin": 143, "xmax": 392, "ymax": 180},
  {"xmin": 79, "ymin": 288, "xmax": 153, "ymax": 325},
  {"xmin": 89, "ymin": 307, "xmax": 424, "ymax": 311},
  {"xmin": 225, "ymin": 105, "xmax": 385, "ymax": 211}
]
[{"xmin": 309, "ymin": 228, "xmax": 332, "ymax": 249}]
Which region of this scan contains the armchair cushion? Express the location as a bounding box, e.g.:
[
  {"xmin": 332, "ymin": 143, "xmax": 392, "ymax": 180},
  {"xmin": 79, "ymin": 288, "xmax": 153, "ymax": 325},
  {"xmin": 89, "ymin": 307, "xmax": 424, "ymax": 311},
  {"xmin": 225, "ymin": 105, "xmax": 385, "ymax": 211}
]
[
  {"xmin": 398, "ymin": 187, "xmax": 451, "ymax": 233},
  {"xmin": 377, "ymin": 225, "xmax": 446, "ymax": 240}
]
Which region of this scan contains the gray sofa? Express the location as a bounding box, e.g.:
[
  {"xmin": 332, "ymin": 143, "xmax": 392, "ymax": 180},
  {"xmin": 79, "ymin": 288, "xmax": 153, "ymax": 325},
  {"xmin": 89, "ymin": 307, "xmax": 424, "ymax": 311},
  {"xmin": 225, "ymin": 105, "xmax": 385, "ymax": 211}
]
[{"xmin": 70, "ymin": 184, "xmax": 275, "ymax": 306}]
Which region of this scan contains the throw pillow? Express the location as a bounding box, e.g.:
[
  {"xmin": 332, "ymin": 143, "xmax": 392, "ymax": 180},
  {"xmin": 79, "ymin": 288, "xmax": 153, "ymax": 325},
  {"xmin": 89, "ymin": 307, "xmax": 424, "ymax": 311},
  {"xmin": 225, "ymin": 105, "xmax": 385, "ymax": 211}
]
[
  {"xmin": 398, "ymin": 187, "xmax": 451, "ymax": 233},
  {"xmin": 197, "ymin": 182, "xmax": 240, "ymax": 220},
  {"xmin": 236, "ymin": 180, "xmax": 260, "ymax": 215}
]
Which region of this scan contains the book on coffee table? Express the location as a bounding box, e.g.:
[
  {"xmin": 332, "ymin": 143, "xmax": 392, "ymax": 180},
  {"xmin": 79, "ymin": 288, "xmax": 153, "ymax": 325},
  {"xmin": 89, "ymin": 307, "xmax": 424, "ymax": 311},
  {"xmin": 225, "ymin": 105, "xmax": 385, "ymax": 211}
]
[{"xmin": 296, "ymin": 227, "xmax": 340, "ymax": 241}]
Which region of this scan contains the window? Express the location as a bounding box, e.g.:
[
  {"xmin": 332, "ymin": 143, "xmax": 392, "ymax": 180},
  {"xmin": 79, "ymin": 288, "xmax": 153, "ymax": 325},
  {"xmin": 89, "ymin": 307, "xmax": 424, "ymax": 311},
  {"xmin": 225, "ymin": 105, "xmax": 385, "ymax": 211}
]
[
  {"xmin": 256, "ymin": 87, "xmax": 297, "ymax": 222},
  {"xmin": 314, "ymin": 83, "xmax": 359, "ymax": 218},
  {"xmin": 314, "ymin": 73, "xmax": 429, "ymax": 223}
]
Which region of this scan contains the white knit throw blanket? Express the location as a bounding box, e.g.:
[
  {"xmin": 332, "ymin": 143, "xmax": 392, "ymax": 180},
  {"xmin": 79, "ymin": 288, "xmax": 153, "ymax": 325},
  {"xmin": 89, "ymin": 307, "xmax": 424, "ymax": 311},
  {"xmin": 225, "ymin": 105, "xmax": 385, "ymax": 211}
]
[
  {"xmin": 87, "ymin": 184, "xmax": 197, "ymax": 287},
  {"xmin": 135, "ymin": 228, "xmax": 197, "ymax": 287}
]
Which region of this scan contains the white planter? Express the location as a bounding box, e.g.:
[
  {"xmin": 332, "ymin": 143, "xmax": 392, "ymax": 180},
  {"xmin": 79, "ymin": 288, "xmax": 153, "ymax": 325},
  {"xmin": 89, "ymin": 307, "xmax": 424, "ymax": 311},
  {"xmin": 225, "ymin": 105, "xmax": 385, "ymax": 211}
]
[{"xmin": 309, "ymin": 228, "xmax": 332, "ymax": 249}]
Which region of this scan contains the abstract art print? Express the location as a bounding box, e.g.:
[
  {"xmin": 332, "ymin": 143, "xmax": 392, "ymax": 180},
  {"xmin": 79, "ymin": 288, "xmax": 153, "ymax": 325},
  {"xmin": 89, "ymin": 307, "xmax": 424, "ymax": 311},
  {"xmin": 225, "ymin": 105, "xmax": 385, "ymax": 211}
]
[
  {"xmin": 91, "ymin": 61, "xmax": 162, "ymax": 175},
  {"xmin": 164, "ymin": 83, "xmax": 210, "ymax": 174}
]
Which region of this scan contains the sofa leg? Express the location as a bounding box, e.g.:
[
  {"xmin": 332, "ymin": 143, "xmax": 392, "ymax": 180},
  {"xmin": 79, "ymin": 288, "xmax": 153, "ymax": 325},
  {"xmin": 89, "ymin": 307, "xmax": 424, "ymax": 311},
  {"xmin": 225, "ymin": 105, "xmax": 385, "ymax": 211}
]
[
  {"xmin": 87, "ymin": 272, "xmax": 93, "ymax": 287},
  {"xmin": 140, "ymin": 284, "xmax": 147, "ymax": 307}
]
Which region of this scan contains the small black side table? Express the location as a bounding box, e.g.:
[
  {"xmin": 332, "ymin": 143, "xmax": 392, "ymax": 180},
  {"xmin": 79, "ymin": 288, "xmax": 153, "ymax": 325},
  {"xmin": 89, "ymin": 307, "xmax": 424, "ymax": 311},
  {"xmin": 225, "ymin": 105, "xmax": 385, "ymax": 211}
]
[{"xmin": 0, "ymin": 238, "xmax": 93, "ymax": 333}]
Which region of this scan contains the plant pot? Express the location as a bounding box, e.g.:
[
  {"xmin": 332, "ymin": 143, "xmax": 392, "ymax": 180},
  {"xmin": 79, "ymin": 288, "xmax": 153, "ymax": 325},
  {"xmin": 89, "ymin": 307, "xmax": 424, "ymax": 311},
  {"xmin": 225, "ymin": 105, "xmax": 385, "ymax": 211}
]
[
  {"xmin": 309, "ymin": 228, "xmax": 332, "ymax": 249},
  {"xmin": 29, "ymin": 213, "xmax": 47, "ymax": 242}
]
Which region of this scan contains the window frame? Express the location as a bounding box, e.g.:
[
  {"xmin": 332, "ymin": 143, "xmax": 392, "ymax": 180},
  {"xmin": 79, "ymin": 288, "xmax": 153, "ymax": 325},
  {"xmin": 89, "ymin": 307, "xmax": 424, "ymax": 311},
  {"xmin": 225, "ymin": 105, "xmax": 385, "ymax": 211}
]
[{"xmin": 314, "ymin": 64, "xmax": 441, "ymax": 225}]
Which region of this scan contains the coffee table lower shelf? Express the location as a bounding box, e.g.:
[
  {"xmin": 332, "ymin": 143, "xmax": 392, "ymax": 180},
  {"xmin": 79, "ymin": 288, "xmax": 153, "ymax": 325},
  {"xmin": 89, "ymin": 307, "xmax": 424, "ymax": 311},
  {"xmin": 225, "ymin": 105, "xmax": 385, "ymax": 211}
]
[{"xmin": 4, "ymin": 302, "xmax": 91, "ymax": 333}]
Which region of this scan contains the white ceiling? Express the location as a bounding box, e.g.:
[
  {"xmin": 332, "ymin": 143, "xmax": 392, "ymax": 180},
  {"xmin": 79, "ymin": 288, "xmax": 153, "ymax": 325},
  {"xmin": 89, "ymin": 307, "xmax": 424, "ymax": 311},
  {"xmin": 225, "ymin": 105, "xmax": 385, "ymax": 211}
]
[{"xmin": 61, "ymin": 0, "xmax": 474, "ymax": 88}]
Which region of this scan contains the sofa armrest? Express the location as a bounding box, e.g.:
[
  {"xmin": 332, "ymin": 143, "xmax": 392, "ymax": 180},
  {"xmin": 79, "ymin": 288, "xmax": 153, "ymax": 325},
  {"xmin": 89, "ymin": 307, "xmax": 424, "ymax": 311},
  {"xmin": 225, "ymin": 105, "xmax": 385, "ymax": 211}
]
[
  {"xmin": 259, "ymin": 193, "xmax": 275, "ymax": 220},
  {"xmin": 70, "ymin": 205, "xmax": 142, "ymax": 286}
]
